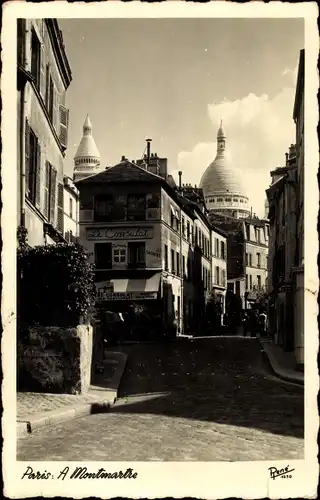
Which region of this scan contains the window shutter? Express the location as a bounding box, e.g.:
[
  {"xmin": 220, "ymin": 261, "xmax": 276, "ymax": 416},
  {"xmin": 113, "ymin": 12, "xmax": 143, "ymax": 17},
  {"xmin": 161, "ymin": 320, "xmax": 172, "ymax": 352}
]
[
  {"xmin": 52, "ymin": 85, "xmax": 58, "ymax": 132},
  {"xmin": 57, "ymin": 182, "xmax": 64, "ymax": 233},
  {"xmin": 35, "ymin": 140, "xmax": 41, "ymax": 208},
  {"xmin": 59, "ymin": 104, "xmax": 69, "ymax": 149},
  {"xmin": 25, "ymin": 119, "xmax": 30, "ymax": 196},
  {"xmin": 39, "ymin": 44, "xmax": 46, "ymax": 100},
  {"xmin": 49, "ymin": 168, "xmax": 57, "ymax": 225},
  {"xmin": 45, "ymin": 65, "xmax": 50, "ymax": 109},
  {"xmin": 44, "ymin": 161, "xmax": 50, "ymax": 219}
]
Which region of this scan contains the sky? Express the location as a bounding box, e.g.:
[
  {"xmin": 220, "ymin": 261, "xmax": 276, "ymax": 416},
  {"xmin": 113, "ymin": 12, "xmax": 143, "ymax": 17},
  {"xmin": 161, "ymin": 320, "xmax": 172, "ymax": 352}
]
[{"xmin": 58, "ymin": 18, "xmax": 304, "ymax": 217}]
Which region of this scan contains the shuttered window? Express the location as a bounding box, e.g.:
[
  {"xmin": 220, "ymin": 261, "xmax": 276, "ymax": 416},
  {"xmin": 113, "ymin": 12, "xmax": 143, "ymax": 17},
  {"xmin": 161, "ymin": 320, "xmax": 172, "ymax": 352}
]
[
  {"xmin": 59, "ymin": 104, "xmax": 69, "ymax": 149},
  {"xmin": 39, "ymin": 44, "xmax": 46, "ymax": 100},
  {"xmin": 57, "ymin": 182, "xmax": 64, "ymax": 233},
  {"xmin": 44, "ymin": 161, "xmax": 50, "ymax": 219},
  {"xmin": 25, "ymin": 121, "xmax": 41, "ymax": 208},
  {"xmin": 49, "ymin": 167, "xmax": 57, "ymax": 225}
]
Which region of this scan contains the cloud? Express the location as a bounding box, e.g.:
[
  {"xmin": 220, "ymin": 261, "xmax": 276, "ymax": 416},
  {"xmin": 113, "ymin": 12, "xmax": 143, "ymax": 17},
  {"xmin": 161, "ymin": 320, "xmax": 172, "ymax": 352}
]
[{"xmin": 174, "ymin": 72, "xmax": 297, "ymax": 218}]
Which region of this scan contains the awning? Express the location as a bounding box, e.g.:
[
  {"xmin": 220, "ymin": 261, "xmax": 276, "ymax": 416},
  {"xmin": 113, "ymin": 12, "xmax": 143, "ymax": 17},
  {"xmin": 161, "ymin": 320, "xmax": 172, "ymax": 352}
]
[{"xmin": 95, "ymin": 273, "xmax": 161, "ymax": 301}]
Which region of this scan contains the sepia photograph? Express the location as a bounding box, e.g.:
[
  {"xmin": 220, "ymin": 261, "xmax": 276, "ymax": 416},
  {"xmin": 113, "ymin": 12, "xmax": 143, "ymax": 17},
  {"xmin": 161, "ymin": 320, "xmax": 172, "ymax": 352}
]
[{"xmin": 2, "ymin": 1, "xmax": 319, "ymax": 498}]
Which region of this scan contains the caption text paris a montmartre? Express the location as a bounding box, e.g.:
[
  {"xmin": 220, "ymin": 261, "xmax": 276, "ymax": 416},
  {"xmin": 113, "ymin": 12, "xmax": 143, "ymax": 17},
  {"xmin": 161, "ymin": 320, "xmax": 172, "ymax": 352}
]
[{"xmin": 21, "ymin": 465, "xmax": 138, "ymax": 480}]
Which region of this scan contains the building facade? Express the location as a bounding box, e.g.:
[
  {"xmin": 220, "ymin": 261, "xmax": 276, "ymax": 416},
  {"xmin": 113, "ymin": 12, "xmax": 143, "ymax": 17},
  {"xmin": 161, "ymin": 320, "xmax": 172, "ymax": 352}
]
[
  {"xmin": 266, "ymin": 147, "xmax": 298, "ymax": 354},
  {"xmin": 63, "ymin": 175, "xmax": 79, "ymax": 242},
  {"xmin": 76, "ymin": 157, "xmax": 227, "ymax": 338},
  {"xmin": 17, "ymin": 19, "xmax": 72, "ymax": 246},
  {"xmin": 244, "ymin": 218, "xmax": 269, "ymax": 307},
  {"xmin": 266, "ymin": 49, "xmax": 304, "ymax": 368}
]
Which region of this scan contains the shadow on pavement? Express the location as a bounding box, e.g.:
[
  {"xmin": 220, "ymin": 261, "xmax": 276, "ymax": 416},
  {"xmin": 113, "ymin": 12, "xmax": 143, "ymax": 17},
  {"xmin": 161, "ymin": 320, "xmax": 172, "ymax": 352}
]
[{"xmin": 110, "ymin": 338, "xmax": 304, "ymax": 439}]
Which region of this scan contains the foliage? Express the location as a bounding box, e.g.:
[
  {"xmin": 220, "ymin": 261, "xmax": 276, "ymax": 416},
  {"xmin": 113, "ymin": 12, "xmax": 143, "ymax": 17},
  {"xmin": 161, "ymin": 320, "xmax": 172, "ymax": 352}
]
[
  {"xmin": 17, "ymin": 242, "xmax": 96, "ymax": 327},
  {"xmin": 17, "ymin": 225, "xmax": 28, "ymax": 248}
]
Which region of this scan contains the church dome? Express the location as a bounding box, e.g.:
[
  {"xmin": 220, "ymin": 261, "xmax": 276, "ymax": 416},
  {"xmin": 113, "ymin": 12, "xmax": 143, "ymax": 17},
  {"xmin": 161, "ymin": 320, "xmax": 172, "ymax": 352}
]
[
  {"xmin": 199, "ymin": 122, "xmax": 250, "ymax": 219},
  {"xmin": 74, "ymin": 115, "xmax": 100, "ymax": 160},
  {"xmin": 73, "ymin": 115, "xmax": 102, "ymax": 182}
]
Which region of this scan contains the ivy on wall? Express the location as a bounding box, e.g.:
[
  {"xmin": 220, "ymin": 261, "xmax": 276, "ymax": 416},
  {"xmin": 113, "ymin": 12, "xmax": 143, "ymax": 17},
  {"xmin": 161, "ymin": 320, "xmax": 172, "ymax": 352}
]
[{"xmin": 17, "ymin": 240, "xmax": 96, "ymax": 327}]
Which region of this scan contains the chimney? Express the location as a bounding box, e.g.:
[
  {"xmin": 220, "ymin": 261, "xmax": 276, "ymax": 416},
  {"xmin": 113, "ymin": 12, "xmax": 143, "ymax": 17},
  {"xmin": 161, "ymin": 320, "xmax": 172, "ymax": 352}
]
[
  {"xmin": 178, "ymin": 171, "xmax": 182, "ymax": 190},
  {"xmin": 146, "ymin": 138, "xmax": 152, "ymax": 167},
  {"xmin": 121, "ymin": 155, "xmax": 126, "ymax": 161},
  {"xmin": 285, "ymin": 152, "xmax": 289, "ymax": 164}
]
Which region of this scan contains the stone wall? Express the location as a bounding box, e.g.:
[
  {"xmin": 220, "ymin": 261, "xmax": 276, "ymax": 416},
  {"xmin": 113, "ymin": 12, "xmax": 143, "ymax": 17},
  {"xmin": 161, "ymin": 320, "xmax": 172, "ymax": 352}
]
[{"xmin": 18, "ymin": 325, "xmax": 93, "ymax": 394}]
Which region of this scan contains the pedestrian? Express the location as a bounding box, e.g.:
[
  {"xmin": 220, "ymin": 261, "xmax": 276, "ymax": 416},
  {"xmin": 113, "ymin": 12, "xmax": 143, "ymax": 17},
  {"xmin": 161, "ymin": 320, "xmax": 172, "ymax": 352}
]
[
  {"xmin": 242, "ymin": 311, "xmax": 248, "ymax": 337},
  {"xmin": 259, "ymin": 311, "xmax": 267, "ymax": 337}
]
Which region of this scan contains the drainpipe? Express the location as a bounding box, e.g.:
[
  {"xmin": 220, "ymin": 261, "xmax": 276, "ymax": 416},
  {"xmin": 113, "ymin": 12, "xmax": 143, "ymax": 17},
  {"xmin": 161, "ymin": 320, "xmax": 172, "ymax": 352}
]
[{"xmin": 19, "ymin": 19, "xmax": 27, "ymax": 228}]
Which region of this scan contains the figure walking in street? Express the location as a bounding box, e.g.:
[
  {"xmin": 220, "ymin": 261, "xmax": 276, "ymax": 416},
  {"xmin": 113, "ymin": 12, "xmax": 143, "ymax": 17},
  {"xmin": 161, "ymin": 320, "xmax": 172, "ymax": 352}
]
[{"xmin": 259, "ymin": 311, "xmax": 267, "ymax": 337}]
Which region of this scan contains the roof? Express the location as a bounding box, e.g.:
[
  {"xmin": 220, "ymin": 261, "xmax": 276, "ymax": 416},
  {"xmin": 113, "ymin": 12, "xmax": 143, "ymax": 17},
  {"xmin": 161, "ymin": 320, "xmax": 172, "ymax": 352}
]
[
  {"xmin": 293, "ymin": 49, "xmax": 305, "ymax": 121},
  {"xmin": 76, "ymin": 159, "xmax": 165, "ymax": 185}
]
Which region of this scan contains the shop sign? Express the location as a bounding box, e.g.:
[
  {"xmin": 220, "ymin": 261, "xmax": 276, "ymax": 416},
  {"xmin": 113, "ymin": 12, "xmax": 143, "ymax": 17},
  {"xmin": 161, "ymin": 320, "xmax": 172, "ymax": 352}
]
[
  {"xmin": 87, "ymin": 227, "xmax": 154, "ymax": 241},
  {"xmin": 98, "ymin": 291, "xmax": 157, "ymax": 301}
]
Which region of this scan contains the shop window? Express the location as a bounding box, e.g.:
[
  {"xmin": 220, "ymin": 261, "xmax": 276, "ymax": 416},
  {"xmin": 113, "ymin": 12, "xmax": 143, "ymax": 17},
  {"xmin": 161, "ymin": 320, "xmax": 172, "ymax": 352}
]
[
  {"xmin": 113, "ymin": 247, "xmax": 126, "ymax": 264},
  {"xmin": 164, "ymin": 244, "xmax": 168, "ymax": 270},
  {"xmin": 171, "ymin": 249, "xmax": 175, "ymax": 274},
  {"xmin": 95, "ymin": 243, "xmax": 112, "ymax": 269}
]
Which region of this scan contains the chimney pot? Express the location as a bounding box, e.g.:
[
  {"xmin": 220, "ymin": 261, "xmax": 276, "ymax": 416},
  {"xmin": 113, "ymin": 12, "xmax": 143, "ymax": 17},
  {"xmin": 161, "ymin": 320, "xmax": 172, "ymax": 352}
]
[{"xmin": 121, "ymin": 155, "xmax": 126, "ymax": 161}]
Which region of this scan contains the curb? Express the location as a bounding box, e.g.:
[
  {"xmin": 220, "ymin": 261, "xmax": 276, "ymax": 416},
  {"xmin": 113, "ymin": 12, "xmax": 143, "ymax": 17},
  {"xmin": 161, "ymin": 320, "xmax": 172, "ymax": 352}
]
[
  {"xmin": 259, "ymin": 340, "xmax": 304, "ymax": 386},
  {"xmin": 17, "ymin": 352, "xmax": 128, "ymax": 435}
]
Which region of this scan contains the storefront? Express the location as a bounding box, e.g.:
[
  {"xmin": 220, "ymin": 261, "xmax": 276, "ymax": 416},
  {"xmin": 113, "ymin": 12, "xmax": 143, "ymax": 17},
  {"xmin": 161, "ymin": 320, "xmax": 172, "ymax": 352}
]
[{"xmin": 94, "ymin": 273, "xmax": 163, "ymax": 341}]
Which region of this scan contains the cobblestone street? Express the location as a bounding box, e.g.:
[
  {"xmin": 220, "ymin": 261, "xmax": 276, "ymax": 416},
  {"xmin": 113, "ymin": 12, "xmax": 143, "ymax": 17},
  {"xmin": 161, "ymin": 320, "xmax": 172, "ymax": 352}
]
[{"xmin": 17, "ymin": 338, "xmax": 304, "ymax": 461}]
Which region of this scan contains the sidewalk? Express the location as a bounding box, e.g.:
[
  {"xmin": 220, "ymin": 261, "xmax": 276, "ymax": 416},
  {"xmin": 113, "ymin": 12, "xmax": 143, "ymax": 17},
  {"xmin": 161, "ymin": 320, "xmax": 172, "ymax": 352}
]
[
  {"xmin": 17, "ymin": 350, "xmax": 128, "ymax": 438},
  {"xmin": 259, "ymin": 339, "xmax": 304, "ymax": 385}
]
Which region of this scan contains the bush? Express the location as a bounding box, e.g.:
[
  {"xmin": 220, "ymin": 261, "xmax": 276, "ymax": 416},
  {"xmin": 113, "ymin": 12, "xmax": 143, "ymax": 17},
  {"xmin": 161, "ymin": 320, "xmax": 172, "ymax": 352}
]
[{"xmin": 17, "ymin": 242, "xmax": 96, "ymax": 327}]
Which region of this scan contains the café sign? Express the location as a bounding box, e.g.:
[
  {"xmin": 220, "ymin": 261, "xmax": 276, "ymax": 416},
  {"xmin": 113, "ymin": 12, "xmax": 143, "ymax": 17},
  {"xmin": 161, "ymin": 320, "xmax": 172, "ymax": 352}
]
[
  {"xmin": 87, "ymin": 227, "xmax": 154, "ymax": 241},
  {"xmin": 98, "ymin": 291, "xmax": 157, "ymax": 301}
]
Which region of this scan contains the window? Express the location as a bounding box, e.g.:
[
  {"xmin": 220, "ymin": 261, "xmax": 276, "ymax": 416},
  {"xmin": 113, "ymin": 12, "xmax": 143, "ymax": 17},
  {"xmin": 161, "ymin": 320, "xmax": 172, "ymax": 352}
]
[
  {"xmin": 128, "ymin": 242, "xmax": 145, "ymax": 267},
  {"xmin": 187, "ymin": 256, "xmax": 191, "ymax": 280},
  {"xmin": 43, "ymin": 161, "xmax": 57, "ymax": 223},
  {"xmin": 26, "ymin": 125, "xmax": 41, "ymax": 207},
  {"xmin": 48, "ymin": 74, "xmax": 54, "ymax": 122},
  {"xmin": 95, "ymin": 243, "xmax": 112, "ymax": 269},
  {"xmin": 257, "ymin": 275, "xmax": 261, "ymax": 290},
  {"xmin": 94, "ymin": 194, "xmax": 114, "ymax": 222},
  {"xmin": 249, "ymin": 254, "xmax": 252, "ymax": 267},
  {"xmin": 69, "ymin": 197, "xmax": 73, "ymax": 218},
  {"xmin": 255, "ymin": 227, "xmax": 261, "ymax": 243},
  {"xmin": 246, "ymin": 274, "xmax": 248, "ymax": 290},
  {"xmin": 215, "ymin": 238, "xmax": 219, "ymax": 257},
  {"xmin": 221, "ymin": 241, "xmax": 225, "ymax": 259},
  {"xmin": 182, "ymin": 216, "xmax": 185, "ymax": 237},
  {"xmin": 245, "ymin": 253, "xmax": 248, "ymax": 266},
  {"xmin": 182, "ymin": 255, "xmax": 186, "ymax": 277},
  {"xmin": 257, "ymin": 252, "xmax": 261, "ymax": 268},
  {"xmin": 113, "ymin": 247, "xmax": 126, "ymax": 264},
  {"xmin": 187, "ymin": 221, "xmax": 190, "ymax": 240},
  {"xmin": 222, "ymin": 269, "xmax": 226, "ymax": 287},
  {"xmin": 171, "ymin": 249, "xmax": 175, "ymax": 274},
  {"xmin": 176, "ymin": 252, "xmax": 180, "ymax": 276},
  {"xmin": 177, "ymin": 296, "xmax": 181, "ymax": 320},
  {"xmin": 215, "ymin": 266, "xmax": 220, "ymax": 285},
  {"xmin": 127, "ymin": 194, "xmax": 146, "ymax": 221},
  {"xmin": 31, "ymin": 29, "xmax": 41, "ymax": 88},
  {"xmin": 208, "ymin": 271, "xmax": 211, "ymax": 287},
  {"xmin": 249, "ymin": 275, "xmax": 253, "ymax": 290},
  {"xmin": 164, "ymin": 244, "xmax": 168, "ymax": 270}
]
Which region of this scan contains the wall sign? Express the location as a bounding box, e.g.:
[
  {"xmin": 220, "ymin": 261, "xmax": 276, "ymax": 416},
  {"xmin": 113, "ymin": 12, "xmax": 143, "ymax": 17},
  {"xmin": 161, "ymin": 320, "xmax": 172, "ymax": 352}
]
[
  {"xmin": 98, "ymin": 291, "xmax": 157, "ymax": 301},
  {"xmin": 87, "ymin": 227, "xmax": 154, "ymax": 241}
]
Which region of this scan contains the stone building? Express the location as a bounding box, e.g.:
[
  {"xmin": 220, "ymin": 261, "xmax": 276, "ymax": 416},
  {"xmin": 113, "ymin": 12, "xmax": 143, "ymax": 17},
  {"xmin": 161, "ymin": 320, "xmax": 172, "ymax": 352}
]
[
  {"xmin": 75, "ymin": 156, "xmax": 227, "ymax": 338},
  {"xmin": 17, "ymin": 19, "xmax": 72, "ymax": 246},
  {"xmin": 266, "ymin": 49, "xmax": 304, "ymax": 368},
  {"xmin": 63, "ymin": 175, "xmax": 79, "ymax": 242}
]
